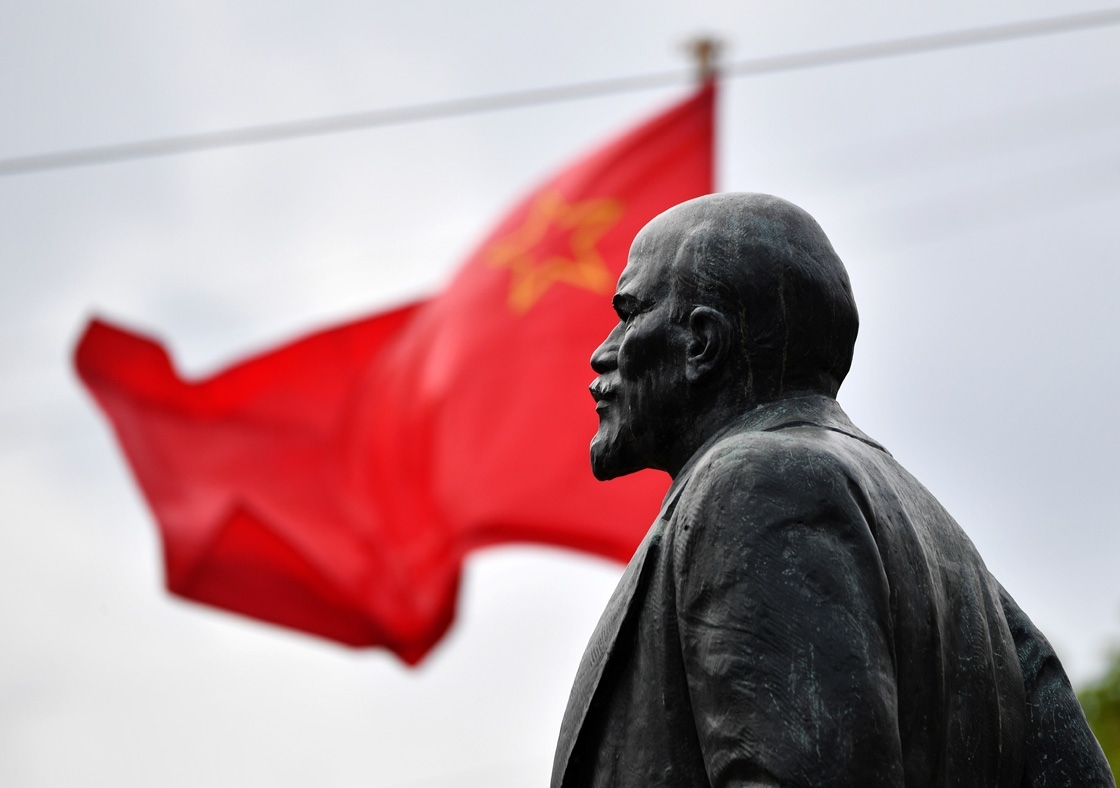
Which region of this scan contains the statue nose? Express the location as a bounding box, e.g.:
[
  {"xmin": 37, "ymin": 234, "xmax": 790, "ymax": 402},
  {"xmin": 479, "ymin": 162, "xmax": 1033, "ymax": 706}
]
[{"xmin": 590, "ymin": 331, "xmax": 619, "ymax": 374}]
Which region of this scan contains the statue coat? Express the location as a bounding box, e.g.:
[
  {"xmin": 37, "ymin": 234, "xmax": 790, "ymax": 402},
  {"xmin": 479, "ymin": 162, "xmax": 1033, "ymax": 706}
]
[{"xmin": 552, "ymin": 394, "xmax": 1112, "ymax": 788}]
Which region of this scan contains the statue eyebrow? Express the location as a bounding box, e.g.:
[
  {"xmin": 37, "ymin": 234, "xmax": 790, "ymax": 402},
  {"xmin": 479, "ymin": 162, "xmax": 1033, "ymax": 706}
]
[{"xmin": 612, "ymin": 293, "xmax": 651, "ymax": 316}]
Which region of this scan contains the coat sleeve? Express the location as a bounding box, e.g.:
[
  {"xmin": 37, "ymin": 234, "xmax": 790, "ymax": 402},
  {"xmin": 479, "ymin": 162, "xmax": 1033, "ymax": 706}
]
[
  {"xmin": 999, "ymin": 585, "xmax": 1115, "ymax": 788},
  {"xmin": 672, "ymin": 440, "xmax": 904, "ymax": 788}
]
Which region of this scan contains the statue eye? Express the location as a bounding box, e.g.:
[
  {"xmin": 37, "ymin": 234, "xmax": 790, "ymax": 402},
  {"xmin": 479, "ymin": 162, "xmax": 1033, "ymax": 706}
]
[{"xmin": 612, "ymin": 296, "xmax": 646, "ymax": 325}]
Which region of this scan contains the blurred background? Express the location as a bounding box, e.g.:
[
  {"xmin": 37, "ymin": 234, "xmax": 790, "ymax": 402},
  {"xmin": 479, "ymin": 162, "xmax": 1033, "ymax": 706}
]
[{"xmin": 2, "ymin": 1, "xmax": 1118, "ymax": 785}]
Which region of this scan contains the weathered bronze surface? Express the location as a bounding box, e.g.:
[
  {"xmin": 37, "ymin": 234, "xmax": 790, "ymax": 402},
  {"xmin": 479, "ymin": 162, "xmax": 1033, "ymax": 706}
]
[{"xmin": 554, "ymin": 193, "xmax": 1113, "ymax": 788}]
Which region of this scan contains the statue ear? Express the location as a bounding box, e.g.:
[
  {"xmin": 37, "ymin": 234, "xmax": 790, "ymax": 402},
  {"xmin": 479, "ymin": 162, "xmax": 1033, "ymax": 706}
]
[{"xmin": 685, "ymin": 306, "xmax": 731, "ymax": 384}]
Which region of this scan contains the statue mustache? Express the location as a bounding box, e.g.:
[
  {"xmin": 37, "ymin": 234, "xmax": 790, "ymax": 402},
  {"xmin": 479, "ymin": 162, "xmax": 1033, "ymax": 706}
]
[{"xmin": 589, "ymin": 379, "xmax": 617, "ymax": 402}]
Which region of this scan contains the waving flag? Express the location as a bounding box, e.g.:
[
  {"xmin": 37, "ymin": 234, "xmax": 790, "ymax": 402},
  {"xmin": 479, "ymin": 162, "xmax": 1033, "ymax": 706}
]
[{"xmin": 75, "ymin": 81, "xmax": 715, "ymax": 663}]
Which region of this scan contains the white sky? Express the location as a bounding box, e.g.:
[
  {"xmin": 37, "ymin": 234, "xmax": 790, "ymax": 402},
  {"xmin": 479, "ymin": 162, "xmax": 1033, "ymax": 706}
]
[{"xmin": 2, "ymin": 2, "xmax": 1118, "ymax": 786}]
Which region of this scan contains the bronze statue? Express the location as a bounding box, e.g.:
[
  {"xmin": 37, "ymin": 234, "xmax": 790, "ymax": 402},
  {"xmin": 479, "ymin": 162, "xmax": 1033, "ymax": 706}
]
[{"xmin": 553, "ymin": 193, "xmax": 1113, "ymax": 788}]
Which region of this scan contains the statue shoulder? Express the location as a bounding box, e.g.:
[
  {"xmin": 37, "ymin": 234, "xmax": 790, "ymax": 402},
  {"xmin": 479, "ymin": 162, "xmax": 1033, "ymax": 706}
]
[{"xmin": 667, "ymin": 423, "xmax": 879, "ymax": 573}]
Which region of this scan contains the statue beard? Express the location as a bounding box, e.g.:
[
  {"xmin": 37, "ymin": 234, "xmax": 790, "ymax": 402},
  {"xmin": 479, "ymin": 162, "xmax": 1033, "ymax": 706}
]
[{"xmin": 589, "ymin": 370, "xmax": 686, "ymax": 481}]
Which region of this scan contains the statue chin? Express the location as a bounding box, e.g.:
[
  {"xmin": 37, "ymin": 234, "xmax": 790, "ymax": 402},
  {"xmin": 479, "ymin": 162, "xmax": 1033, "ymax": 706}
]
[
  {"xmin": 589, "ymin": 439, "xmax": 617, "ymax": 481},
  {"xmin": 590, "ymin": 431, "xmax": 640, "ymax": 481}
]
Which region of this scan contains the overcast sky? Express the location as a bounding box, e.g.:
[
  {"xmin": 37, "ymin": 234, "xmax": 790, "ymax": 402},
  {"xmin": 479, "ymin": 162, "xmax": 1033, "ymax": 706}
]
[{"xmin": 2, "ymin": 2, "xmax": 1119, "ymax": 786}]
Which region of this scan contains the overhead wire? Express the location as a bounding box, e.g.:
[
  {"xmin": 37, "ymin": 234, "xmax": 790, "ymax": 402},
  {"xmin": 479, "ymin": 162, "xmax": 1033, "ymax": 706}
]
[{"xmin": 1, "ymin": 7, "xmax": 1119, "ymax": 177}]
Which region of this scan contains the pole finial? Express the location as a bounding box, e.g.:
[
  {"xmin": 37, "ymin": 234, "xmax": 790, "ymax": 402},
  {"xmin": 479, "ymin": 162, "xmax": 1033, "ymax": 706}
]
[{"xmin": 687, "ymin": 36, "xmax": 724, "ymax": 82}]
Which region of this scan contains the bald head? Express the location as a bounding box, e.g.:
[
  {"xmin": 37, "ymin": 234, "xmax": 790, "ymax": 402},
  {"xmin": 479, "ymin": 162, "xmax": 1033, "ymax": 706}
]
[{"xmin": 632, "ymin": 192, "xmax": 859, "ymax": 402}]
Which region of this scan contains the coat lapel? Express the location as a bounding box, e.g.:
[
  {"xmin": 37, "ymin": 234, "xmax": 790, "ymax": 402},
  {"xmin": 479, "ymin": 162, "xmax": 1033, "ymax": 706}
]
[{"xmin": 551, "ymin": 485, "xmax": 683, "ymax": 788}]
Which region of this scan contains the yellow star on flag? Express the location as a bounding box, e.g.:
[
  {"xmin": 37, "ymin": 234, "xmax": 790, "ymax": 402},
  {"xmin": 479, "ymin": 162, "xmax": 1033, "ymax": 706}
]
[{"xmin": 486, "ymin": 191, "xmax": 623, "ymax": 314}]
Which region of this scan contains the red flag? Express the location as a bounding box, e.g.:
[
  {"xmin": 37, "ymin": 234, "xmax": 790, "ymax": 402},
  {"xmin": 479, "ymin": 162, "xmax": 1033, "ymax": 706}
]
[{"xmin": 75, "ymin": 81, "xmax": 716, "ymax": 663}]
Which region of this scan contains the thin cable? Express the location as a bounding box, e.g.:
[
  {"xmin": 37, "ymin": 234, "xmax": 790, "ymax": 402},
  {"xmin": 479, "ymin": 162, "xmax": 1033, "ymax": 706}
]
[
  {"xmin": 727, "ymin": 7, "xmax": 1120, "ymax": 76},
  {"xmin": 2, "ymin": 7, "xmax": 1119, "ymax": 177},
  {"xmin": 0, "ymin": 69, "xmax": 692, "ymax": 177}
]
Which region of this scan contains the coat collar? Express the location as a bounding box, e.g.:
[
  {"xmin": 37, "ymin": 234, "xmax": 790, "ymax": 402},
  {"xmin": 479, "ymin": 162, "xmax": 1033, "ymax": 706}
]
[
  {"xmin": 669, "ymin": 393, "xmax": 887, "ymax": 489},
  {"xmin": 732, "ymin": 393, "xmax": 886, "ymax": 453}
]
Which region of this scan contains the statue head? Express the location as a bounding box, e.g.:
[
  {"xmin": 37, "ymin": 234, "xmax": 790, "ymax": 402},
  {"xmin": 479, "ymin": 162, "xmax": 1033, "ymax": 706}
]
[{"xmin": 589, "ymin": 192, "xmax": 859, "ymax": 480}]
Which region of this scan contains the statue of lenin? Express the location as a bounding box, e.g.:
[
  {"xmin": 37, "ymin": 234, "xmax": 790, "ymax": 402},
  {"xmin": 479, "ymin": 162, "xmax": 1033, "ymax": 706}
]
[{"xmin": 552, "ymin": 193, "xmax": 1113, "ymax": 788}]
